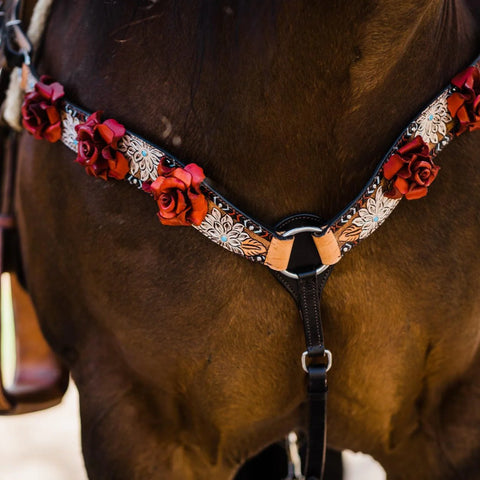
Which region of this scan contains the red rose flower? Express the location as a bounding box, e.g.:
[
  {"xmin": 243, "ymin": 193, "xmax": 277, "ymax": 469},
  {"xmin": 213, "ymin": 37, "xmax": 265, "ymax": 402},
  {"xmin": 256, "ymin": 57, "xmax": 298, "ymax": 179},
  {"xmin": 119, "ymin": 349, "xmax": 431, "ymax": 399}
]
[
  {"xmin": 21, "ymin": 75, "xmax": 64, "ymax": 142},
  {"xmin": 383, "ymin": 136, "xmax": 440, "ymax": 200},
  {"xmin": 75, "ymin": 111, "xmax": 130, "ymax": 180},
  {"xmin": 149, "ymin": 159, "xmax": 208, "ymax": 226},
  {"xmin": 448, "ymin": 66, "xmax": 480, "ymax": 134}
]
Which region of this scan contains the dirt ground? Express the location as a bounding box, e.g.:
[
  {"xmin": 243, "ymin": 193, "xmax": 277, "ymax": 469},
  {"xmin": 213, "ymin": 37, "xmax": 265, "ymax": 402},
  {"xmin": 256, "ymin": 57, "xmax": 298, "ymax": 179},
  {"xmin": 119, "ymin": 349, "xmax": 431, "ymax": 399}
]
[
  {"xmin": 0, "ymin": 385, "xmax": 87, "ymax": 480},
  {"xmin": 0, "ymin": 384, "xmax": 385, "ymax": 480}
]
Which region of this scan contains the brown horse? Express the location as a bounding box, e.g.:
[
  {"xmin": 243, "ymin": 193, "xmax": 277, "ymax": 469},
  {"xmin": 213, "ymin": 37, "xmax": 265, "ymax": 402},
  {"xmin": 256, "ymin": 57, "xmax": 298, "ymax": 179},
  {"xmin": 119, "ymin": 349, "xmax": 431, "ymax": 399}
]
[{"xmin": 12, "ymin": 0, "xmax": 480, "ymax": 478}]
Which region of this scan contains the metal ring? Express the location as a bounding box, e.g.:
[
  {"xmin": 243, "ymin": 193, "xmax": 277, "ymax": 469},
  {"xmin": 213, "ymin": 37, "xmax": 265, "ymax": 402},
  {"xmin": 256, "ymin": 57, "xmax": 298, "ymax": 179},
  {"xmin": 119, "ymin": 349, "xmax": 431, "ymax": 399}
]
[
  {"xmin": 279, "ymin": 225, "xmax": 327, "ymax": 279},
  {"xmin": 279, "ymin": 225, "xmax": 324, "ymax": 238},
  {"xmin": 301, "ymin": 349, "xmax": 332, "ymax": 373}
]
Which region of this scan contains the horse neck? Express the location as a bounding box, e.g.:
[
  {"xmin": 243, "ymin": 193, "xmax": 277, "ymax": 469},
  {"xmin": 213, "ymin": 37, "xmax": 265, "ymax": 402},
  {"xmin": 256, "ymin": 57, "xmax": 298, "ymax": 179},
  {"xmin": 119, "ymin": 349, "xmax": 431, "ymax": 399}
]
[{"xmin": 40, "ymin": 0, "xmax": 477, "ymax": 224}]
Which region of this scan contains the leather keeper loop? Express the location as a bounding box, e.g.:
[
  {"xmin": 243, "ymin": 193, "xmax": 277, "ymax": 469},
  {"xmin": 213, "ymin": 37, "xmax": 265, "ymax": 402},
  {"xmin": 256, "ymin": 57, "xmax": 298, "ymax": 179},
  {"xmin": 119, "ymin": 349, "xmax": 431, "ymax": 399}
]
[
  {"xmin": 265, "ymin": 236, "xmax": 294, "ymax": 271},
  {"xmin": 312, "ymin": 229, "xmax": 341, "ymax": 266}
]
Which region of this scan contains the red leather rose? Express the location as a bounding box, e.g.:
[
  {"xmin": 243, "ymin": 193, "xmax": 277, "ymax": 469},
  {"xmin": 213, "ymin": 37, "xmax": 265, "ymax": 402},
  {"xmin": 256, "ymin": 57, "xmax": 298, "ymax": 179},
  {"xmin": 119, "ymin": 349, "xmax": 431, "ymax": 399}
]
[
  {"xmin": 448, "ymin": 66, "xmax": 480, "ymax": 134},
  {"xmin": 383, "ymin": 136, "xmax": 439, "ymax": 200},
  {"xmin": 75, "ymin": 111, "xmax": 130, "ymax": 180},
  {"xmin": 21, "ymin": 76, "xmax": 64, "ymax": 142},
  {"xmin": 149, "ymin": 159, "xmax": 208, "ymax": 226}
]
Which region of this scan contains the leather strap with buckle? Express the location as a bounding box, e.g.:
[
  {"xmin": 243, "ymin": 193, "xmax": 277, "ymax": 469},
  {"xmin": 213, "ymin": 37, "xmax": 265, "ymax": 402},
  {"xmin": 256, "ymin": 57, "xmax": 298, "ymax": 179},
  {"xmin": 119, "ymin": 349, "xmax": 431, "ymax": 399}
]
[{"xmin": 271, "ymin": 214, "xmax": 335, "ymax": 480}]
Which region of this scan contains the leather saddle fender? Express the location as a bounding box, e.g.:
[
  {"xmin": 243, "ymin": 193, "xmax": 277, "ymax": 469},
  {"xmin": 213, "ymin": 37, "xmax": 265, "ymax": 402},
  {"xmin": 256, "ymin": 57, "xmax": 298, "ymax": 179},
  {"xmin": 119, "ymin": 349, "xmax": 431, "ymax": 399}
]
[
  {"xmin": 0, "ymin": 0, "xmax": 68, "ymax": 415},
  {"xmin": 0, "ymin": 127, "xmax": 69, "ymax": 415}
]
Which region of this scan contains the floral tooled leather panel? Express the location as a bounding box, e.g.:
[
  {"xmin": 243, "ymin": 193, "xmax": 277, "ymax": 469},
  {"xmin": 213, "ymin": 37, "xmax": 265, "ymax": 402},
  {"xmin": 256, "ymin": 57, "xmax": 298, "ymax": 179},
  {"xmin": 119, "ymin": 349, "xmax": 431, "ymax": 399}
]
[{"xmin": 19, "ymin": 57, "xmax": 480, "ymax": 267}]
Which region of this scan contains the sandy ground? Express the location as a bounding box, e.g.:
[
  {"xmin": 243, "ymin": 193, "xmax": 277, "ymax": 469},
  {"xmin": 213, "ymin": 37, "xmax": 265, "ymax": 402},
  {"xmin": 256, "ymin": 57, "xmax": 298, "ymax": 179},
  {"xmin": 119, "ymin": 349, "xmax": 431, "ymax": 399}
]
[
  {"xmin": 0, "ymin": 383, "xmax": 385, "ymax": 480},
  {"xmin": 0, "ymin": 385, "xmax": 87, "ymax": 480}
]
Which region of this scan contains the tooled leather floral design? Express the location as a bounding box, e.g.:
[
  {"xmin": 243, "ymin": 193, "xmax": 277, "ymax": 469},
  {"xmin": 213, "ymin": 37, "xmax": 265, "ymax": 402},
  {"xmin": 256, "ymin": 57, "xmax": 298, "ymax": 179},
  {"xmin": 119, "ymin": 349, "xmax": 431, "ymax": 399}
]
[
  {"xmin": 352, "ymin": 186, "xmax": 399, "ymax": 240},
  {"xmin": 383, "ymin": 136, "xmax": 440, "ymax": 200},
  {"xmin": 21, "ymin": 75, "xmax": 64, "ymax": 142},
  {"xmin": 448, "ymin": 66, "xmax": 480, "ymax": 134},
  {"xmin": 144, "ymin": 158, "xmax": 208, "ymax": 226},
  {"xmin": 413, "ymin": 89, "xmax": 451, "ymax": 144},
  {"xmin": 75, "ymin": 111, "xmax": 130, "ymax": 180}
]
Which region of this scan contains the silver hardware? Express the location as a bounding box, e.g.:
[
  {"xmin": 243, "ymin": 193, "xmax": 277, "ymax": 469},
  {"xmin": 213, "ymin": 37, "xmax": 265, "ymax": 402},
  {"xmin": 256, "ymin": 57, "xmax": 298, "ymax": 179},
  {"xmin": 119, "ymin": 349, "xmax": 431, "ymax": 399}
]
[
  {"xmin": 301, "ymin": 349, "xmax": 332, "ymax": 373},
  {"xmin": 280, "ymin": 226, "xmax": 325, "ymax": 238},
  {"xmin": 284, "ymin": 431, "xmax": 305, "ymax": 480},
  {"xmin": 279, "ymin": 226, "xmax": 329, "ymax": 279},
  {"xmin": 5, "ymin": 19, "xmax": 21, "ymax": 26}
]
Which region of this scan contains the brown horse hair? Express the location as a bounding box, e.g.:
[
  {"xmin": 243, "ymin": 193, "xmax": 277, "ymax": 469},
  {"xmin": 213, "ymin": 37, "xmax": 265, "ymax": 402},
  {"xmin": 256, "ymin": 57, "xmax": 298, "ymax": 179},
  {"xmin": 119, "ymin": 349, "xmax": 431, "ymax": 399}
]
[{"xmin": 14, "ymin": 1, "xmax": 480, "ymax": 479}]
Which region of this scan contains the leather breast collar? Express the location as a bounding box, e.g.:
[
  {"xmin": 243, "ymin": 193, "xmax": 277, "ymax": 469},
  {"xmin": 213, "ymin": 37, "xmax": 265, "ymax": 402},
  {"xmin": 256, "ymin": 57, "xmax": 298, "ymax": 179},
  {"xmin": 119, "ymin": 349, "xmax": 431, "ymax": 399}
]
[
  {"xmin": 3, "ymin": 3, "xmax": 480, "ymax": 479},
  {"xmin": 21, "ymin": 68, "xmax": 476, "ymax": 274}
]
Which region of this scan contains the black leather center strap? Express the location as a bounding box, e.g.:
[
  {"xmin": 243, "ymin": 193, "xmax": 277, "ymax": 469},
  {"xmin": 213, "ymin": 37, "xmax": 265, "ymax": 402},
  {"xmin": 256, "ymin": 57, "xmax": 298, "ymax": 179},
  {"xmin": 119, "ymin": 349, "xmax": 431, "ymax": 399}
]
[{"xmin": 270, "ymin": 214, "xmax": 334, "ymax": 480}]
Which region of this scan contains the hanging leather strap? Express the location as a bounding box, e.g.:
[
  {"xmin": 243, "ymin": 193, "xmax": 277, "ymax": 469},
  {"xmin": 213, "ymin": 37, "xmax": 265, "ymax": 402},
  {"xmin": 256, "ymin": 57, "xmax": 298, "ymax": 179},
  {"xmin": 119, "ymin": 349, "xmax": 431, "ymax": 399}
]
[{"xmin": 270, "ymin": 214, "xmax": 334, "ymax": 480}]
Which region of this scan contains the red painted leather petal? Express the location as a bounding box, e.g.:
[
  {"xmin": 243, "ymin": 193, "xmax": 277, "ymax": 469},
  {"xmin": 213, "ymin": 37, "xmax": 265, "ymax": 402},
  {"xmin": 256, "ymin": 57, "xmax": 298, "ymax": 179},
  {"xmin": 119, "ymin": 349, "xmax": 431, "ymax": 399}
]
[
  {"xmin": 393, "ymin": 176, "xmax": 410, "ymax": 195},
  {"xmin": 184, "ymin": 163, "xmax": 206, "ymax": 188},
  {"xmin": 455, "ymin": 105, "xmax": 472, "ymax": 135},
  {"xmin": 447, "ymin": 92, "xmax": 465, "ymax": 118},
  {"xmin": 101, "ymin": 145, "xmax": 114, "ymax": 161},
  {"xmin": 96, "ymin": 123, "xmax": 114, "ymax": 145},
  {"xmin": 170, "ymin": 167, "xmax": 192, "ymax": 188},
  {"xmin": 82, "ymin": 111, "xmax": 103, "ymax": 130},
  {"xmin": 152, "ymin": 176, "xmax": 186, "ymax": 195},
  {"xmin": 35, "ymin": 81, "xmax": 55, "ymax": 101},
  {"xmin": 174, "ymin": 191, "xmax": 188, "ymax": 216},
  {"xmin": 107, "ymin": 152, "xmax": 130, "ymax": 180},
  {"xmin": 187, "ymin": 191, "xmax": 208, "ymax": 226},
  {"xmin": 405, "ymin": 185, "xmax": 428, "ymax": 200},
  {"xmin": 451, "ymin": 66, "xmax": 477, "ymax": 91},
  {"xmin": 43, "ymin": 122, "xmax": 62, "ymax": 143},
  {"xmin": 102, "ymin": 119, "xmax": 126, "ymax": 140},
  {"xmin": 150, "ymin": 175, "xmax": 166, "ymax": 194},
  {"xmin": 383, "ymin": 154, "xmax": 405, "ymax": 180},
  {"xmin": 34, "ymin": 77, "xmax": 64, "ymax": 103},
  {"xmin": 45, "ymin": 105, "xmax": 60, "ymax": 125},
  {"xmin": 158, "ymin": 210, "xmax": 190, "ymax": 226},
  {"xmin": 397, "ymin": 136, "xmax": 428, "ymax": 156}
]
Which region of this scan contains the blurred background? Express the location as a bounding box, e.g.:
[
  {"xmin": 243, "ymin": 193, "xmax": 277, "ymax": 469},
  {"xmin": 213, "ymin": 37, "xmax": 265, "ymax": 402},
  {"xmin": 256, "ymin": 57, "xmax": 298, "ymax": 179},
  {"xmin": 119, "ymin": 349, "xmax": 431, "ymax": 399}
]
[{"xmin": 0, "ymin": 384, "xmax": 87, "ymax": 480}]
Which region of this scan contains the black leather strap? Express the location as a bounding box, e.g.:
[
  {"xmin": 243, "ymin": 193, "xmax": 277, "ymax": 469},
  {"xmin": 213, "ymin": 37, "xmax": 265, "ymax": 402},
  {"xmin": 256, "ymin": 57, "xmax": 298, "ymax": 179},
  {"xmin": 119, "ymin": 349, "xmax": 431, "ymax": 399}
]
[{"xmin": 270, "ymin": 214, "xmax": 333, "ymax": 480}]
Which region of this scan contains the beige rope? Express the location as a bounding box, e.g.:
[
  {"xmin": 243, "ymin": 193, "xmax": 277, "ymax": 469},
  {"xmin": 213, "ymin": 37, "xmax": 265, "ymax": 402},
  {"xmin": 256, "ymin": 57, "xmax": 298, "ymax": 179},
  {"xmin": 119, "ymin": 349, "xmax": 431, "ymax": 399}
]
[{"xmin": 3, "ymin": 0, "xmax": 53, "ymax": 130}]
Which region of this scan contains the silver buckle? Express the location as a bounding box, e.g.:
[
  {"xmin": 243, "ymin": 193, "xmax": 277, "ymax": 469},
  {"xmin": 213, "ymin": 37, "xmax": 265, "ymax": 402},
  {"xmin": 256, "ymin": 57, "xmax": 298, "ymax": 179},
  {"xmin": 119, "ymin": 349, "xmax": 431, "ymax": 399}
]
[{"xmin": 301, "ymin": 349, "xmax": 332, "ymax": 373}]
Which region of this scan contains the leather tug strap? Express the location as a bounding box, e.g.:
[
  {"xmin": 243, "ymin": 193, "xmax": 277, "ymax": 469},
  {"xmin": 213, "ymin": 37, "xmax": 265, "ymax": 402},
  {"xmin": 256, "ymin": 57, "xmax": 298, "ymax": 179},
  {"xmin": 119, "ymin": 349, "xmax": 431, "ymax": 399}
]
[{"xmin": 271, "ymin": 214, "xmax": 334, "ymax": 480}]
